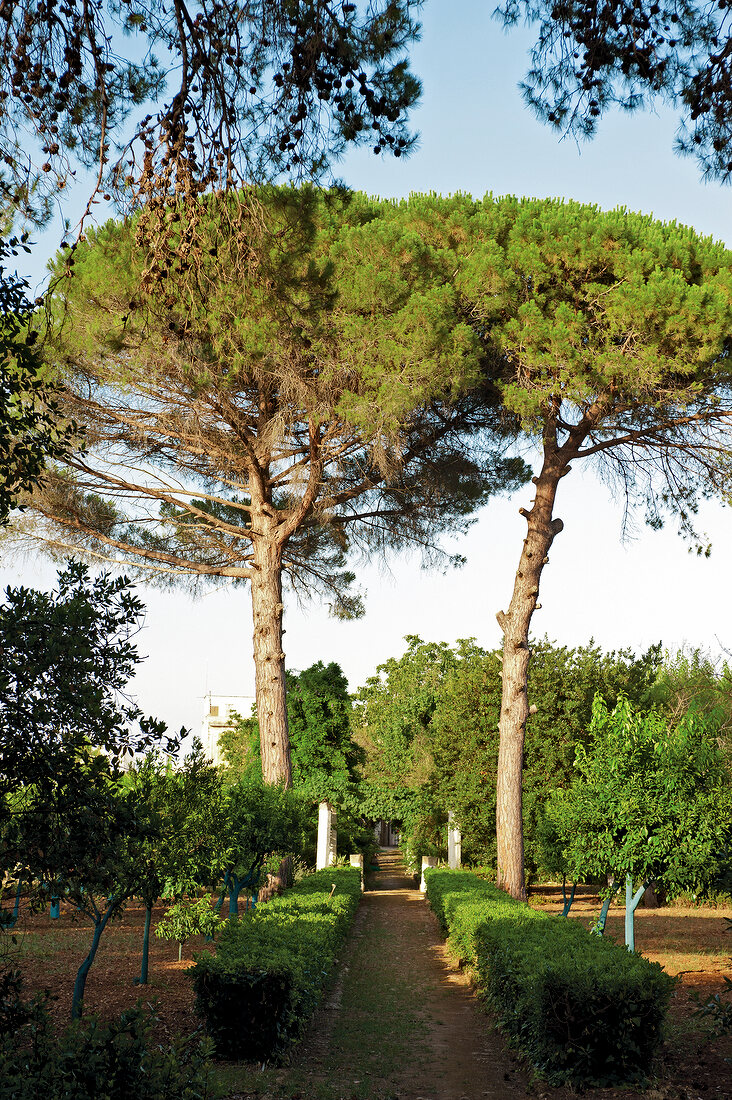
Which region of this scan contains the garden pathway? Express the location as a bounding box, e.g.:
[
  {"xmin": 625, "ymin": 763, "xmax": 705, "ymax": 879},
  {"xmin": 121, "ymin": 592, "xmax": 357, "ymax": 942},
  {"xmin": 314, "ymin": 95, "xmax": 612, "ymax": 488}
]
[{"xmin": 285, "ymin": 848, "xmax": 541, "ymax": 1100}]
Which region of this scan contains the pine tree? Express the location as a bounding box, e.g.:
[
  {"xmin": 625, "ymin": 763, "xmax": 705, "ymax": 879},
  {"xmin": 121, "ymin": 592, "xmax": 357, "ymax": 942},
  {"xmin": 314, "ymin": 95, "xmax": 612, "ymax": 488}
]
[{"xmin": 12, "ymin": 189, "xmax": 527, "ymax": 785}]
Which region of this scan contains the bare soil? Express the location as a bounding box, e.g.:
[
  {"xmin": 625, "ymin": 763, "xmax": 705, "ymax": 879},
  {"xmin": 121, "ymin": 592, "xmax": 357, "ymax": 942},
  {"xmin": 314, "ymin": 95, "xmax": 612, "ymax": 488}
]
[
  {"xmin": 6, "ymin": 896, "xmax": 216, "ymax": 1043},
  {"xmin": 5, "ymin": 863, "xmax": 732, "ymax": 1099}
]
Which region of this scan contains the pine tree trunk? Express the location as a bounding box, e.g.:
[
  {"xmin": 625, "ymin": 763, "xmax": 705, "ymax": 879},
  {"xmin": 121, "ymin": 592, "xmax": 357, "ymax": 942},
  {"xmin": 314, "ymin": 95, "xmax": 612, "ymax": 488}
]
[
  {"xmin": 495, "ymin": 450, "xmax": 567, "ymax": 900},
  {"xmin": 251, "ymin": 533, "xmax": 292, "ymax": 787}
]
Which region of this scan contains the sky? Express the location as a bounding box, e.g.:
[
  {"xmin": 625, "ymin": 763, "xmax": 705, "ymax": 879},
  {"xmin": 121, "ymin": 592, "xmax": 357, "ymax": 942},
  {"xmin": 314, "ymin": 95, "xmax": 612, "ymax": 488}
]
[{"xmin": 3, "ymin": 1, "xmax": 732, "ymax": 741}]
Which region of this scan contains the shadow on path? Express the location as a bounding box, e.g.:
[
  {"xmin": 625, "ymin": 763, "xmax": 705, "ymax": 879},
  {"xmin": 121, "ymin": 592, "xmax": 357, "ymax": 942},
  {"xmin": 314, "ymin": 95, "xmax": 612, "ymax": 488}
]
[{"xmin": 295, "ymin": 848, "xmax": 534, "ymax": 1100}]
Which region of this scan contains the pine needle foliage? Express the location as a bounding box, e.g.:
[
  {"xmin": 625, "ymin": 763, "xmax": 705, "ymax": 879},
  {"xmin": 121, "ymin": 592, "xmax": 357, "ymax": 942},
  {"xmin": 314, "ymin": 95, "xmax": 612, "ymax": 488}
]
[
  {"xmin": 497, "ymin": 0, "xmax": 732, "ymax": 182},
  {"xmin": 12, "ymin": 187, "xmax": 528, "ymax": 783}
]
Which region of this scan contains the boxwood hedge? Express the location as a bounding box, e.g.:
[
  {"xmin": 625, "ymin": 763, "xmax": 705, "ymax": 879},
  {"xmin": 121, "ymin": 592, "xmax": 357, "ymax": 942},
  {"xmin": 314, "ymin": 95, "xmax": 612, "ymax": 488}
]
[
  {"xmin": 189, "ymin": 867, "xmax": 361, "ymax": 1061},
  {"xmin": 424, "ymin": 869, "xmax": 676, "ymax": 1087}
]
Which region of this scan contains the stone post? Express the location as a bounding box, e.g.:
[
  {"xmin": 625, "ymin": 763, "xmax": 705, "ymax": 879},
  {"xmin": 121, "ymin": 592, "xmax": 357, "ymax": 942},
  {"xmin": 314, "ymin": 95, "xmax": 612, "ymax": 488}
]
[
  {"xmin": 349, "ymin": 853, "xmax": 365, "ymax": 891},
  {"xmin": 317, "ymin": 801, "xmax": 337, "ymax": 870},
  {"xmin": 448, "ymin": 810, "xmax": 462, "ymax": 870},
  {"xmin": 420, "ymin": 855, "xmax": 438, "ymax": 892}
]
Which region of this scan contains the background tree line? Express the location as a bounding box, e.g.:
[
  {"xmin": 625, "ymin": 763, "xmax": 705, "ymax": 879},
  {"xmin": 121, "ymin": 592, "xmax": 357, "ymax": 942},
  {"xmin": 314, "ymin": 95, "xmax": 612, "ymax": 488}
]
[{"xmin": 352, "ymin": 632, "xmax": 732, "ymax": 894}]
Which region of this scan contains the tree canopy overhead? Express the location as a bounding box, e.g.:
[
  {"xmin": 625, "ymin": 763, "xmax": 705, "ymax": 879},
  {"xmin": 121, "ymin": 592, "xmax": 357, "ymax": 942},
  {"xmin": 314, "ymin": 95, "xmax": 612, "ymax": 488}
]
[
  {"xmin": 11, "ymin": 189, "xmax": 732, "ymax": 884},
  {"xmin": 0, "ymin": 0, "xmax": 422, "ymax": 228},
  {"xmin": 497, "ymin": 0, "xmax": 732, "ymax": 182},
  {"xmin": 0, "ymin": 235, "xmax": 78, "ymax": 521}
]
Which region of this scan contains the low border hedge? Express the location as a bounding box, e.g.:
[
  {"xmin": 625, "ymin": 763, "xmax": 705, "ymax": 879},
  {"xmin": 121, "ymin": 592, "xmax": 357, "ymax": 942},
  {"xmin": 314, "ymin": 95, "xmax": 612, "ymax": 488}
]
[
  {"xmin": 189, "ymin": 867, "xmax": 361, "ymax": 1061},
  {"xmin": 424, "ymin": 869, "xmax": 676, "ymax": 1086}
]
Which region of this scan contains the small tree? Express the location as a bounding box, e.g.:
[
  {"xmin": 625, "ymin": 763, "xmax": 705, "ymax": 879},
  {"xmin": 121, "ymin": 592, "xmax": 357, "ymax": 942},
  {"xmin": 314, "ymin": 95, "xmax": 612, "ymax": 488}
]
[
  {"xmin": 217, "ymin": 779, "xmax": 305, "ymax": 915},
  {"xmin": 0, "ymin": 561, "xmax": 177, "ymax": 884},
  {"xmin": 155, "ymin": 894, "xmax": 223, "ymax": 963},
  {"xmin": 7, "ymin": 750, "xmax": 150, "ymax": 1018},
  {"xmin": 124, "ymin": 742, "xmax": 224, "ymax": 984},
  {"xmin": 546, "ymin": 694, "xmax": 732, "ymax": 950}
]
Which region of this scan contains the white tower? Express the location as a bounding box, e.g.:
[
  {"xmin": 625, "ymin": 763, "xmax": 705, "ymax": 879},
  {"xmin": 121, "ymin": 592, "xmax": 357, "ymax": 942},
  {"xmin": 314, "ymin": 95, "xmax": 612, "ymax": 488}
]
[{"xmin": 201, "ymin": 693, "xmax": 255, "ymax": 765}]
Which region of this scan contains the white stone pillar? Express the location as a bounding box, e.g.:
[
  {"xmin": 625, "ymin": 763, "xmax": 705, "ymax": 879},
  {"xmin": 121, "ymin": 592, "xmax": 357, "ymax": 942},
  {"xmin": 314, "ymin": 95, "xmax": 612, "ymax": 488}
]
[
  {"xmin": 420, "ymin": 855, "xmax": 438, "ymax": 892},
  {"xmin": 329, "ymin": 808, "xmax": 337, "ymax": 865},
  {"xmin": 349, "ymin": 853, "xmax": 365, "ymax": 891},
  {"xmin": 448, "ymin": 810, "xmax": 462, "ymax": 870},
  {"xmin": 317, "ymin": 801, "xmax": 337, "ymax": 870}
]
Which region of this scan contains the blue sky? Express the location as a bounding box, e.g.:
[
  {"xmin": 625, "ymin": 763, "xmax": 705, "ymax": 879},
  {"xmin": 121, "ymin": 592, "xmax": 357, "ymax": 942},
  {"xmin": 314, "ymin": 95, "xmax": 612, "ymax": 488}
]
[{"xmin": 5, "ymin": 1, "xmax": 732, "ymax": 739}]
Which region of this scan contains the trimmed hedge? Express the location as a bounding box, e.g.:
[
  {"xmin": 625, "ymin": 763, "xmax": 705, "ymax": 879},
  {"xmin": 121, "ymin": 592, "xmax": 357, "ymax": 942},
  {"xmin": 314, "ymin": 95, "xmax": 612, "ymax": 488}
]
[
  {"xmin": 189, "ymin": 867, "xmax": 361, "ymax": 1061},
  {"xmin": 424, "ymin": 869, "xmax": 676, "ymax": 1087}
]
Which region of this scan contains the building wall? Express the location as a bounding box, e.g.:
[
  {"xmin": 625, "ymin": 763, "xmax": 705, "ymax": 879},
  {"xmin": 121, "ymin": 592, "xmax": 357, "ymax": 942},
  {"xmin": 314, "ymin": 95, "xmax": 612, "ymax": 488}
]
[{"xmin": 201, "ymin": 694, "xmax": 255, "ymax": 766}]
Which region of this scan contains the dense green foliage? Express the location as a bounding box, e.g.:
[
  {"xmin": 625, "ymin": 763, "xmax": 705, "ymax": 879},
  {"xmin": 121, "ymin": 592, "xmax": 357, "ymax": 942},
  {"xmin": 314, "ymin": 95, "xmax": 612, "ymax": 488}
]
[
  {"xmin": 354, "ymin": 634, "xmax": 663, "ymax": 875},
  {"xmin": 190, "ymin": 867, "xmax": 361, "ymax": 1061},
  {"xmin": 0, "ymin": 976, "xmax": 214, "ymax": 1100},
  {"xmin": 222, "ymin": 661, "xmax": 362, "ymax": 804},
  {"xmin": 0, "ymin": 561, "xmax": 176, "ymax": 822},
  {"xmin": 648, "ymin": 647, "xmax": 732, "ymax": 740},
  {"xmin": 0, "ymin": 567, "xmax": 317, "ymax": 1013},
  {"xmin": 425, "ymin": 869, "xmax": 676, "ymax": 1086},
  {"xmin": 221, "ymin": 661, "xmax": 375, "ymax": 865},
  {"xmin": 545, "ymin": 695, "xmax": 732, "ymax": 910},
  {"xmin": 218, "ymin": 778, "xmax": 307, "ymax": 914},
  {"xmin": 0, "ymin": 562, "xmax": 182, "ymax": 1014},
  {"xmin": 286, "ymin": 662, "xmax": 362, "ymax": 804},
  {"xmin": 125, "ymin": 744, "xmax": 224, "ymax": 906}
]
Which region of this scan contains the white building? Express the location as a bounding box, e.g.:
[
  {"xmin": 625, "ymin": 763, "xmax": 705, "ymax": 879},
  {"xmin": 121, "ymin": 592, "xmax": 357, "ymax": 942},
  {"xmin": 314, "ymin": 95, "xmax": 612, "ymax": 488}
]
[{"xmin": 201, "ymin": 693, "xmax": 255, "ymax": 765}]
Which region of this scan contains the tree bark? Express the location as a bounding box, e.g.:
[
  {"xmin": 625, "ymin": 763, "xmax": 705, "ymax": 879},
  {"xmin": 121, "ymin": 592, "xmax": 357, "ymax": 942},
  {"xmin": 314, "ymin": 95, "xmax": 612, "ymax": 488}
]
[
  {"xmin": 251, "ymin": 530, "xmax": 291, "ymax": 787},
  {"xmin": 495, "ymin": 447, "xmax": 569, "ymax": 900},
  {"xmin": 138, "ymin": 901, "xmax": 152, "ymax": 985},
  {"xmin": 71, "ymin": 904, "xmax": 114, "ymax": 1019}
]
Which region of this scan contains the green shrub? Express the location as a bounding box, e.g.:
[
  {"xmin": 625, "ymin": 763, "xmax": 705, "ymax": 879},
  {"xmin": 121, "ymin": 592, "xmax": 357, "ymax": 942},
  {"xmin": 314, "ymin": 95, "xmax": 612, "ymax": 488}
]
[
  {"xmin": 0, "ymin": 975, "xmax": 214, "ymax": 1100},
  {"xmin": 190, "ymin": 867, "xmax": 361, "ymax": 1061},
  {"xmin": 424, "ymin": 869, "xmax": 676, "ymax": 1087}
]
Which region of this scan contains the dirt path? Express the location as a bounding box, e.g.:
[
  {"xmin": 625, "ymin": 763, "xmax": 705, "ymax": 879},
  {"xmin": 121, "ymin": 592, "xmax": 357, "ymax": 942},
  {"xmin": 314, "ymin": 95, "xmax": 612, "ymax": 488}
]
[{"xmin": 282, "ymin": 850, "xmax": 534, "ymax": 1100}]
